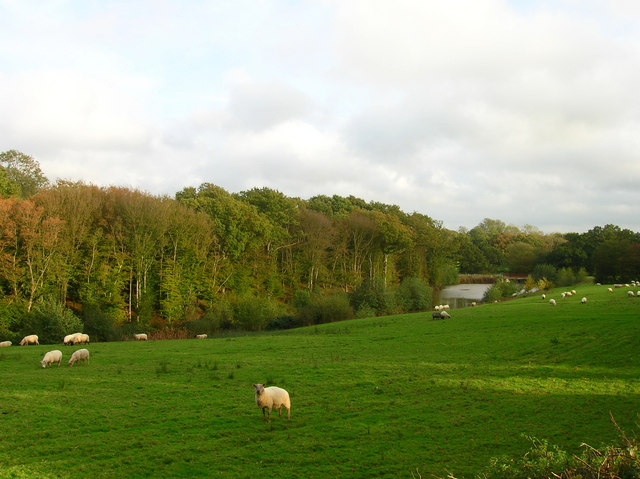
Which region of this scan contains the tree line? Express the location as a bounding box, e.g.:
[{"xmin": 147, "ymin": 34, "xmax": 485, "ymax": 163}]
[{"xmin": 1, "ymin": 150, "xmax": 638, "ymax": 342}]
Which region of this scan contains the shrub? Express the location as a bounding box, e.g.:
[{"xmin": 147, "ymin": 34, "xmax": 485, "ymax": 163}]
[
  {"xmin": 298, "ymin": 293, "xmax": 353, "ymax": 326},
  {"xmin": 350, "ymin": 278, "xmax": 389, "ymax": 315},
  {"xmin": 556, "ymin": 267, "xmax": 577, "ymax": 287},
  {"xmin": 397, "ymin": 277, "xmax": 433, "ymax": 312},
  {"xmin": 532, "ymin": 264, "xmax": 557, "ymax": 282},
  {"xmin": 266, "ymin": 315, "xmax": 302, "ymax": 330},
  {"xmin": 23, "ymin": 299, "xmax": 83, "ymax": 344},
  {"xmin": 483, "ymin": 277, "xmax": 518, "ymax": 302},
  {"xmin": 232, "ymin": 295, "xmax": 280, "ymax": 331},
  {"xmin": 537, "ymin": 277, "xmax": 553, "ymax": 291},
  {"xmin": 83, "ymin": 304, "xmax": 120, "ymax": 342}
]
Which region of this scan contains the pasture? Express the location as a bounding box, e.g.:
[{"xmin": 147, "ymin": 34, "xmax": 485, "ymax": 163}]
[{"xmin": 1, "ymin": 283, "xmax": 639, "ymax": 478}]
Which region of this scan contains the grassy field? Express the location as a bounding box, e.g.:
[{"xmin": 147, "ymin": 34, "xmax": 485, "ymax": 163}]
[{"xmin": 1, "ymin": 283, "xmax": 639, "ymax": 478}]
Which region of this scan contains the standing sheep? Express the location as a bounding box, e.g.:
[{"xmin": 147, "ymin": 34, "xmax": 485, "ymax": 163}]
[
  {"xmin": 68, "ymin": 348, "xmax": 90, "ymax": 367},
  {"xmin": 64, "ymin": 333, "xmax": 80, "ymax": 345},
  {"xmin": 440, "ymin": 311, "xmax": 451, "ymax": 319},
  {"xmin": 581, "ymin": 297, "xmax": 587, "ymax": 304},
  {"xmin": 253, "ymin": 384, "xmax": 291, "ymax": 421},
  {"xmin": 0, "ymin": 341, "xmax": 11, "ymax": 347},
  {"xmin": 19, "ymin": 335, "xmax": 39, "ymax": 346},
  {"xmin": 541, "ymin": 294, "xmax": 546, "ymax": 300},
  {"xmin": 41, "ymin": 350, "xmax": 63, "ymax": 368},
  {"xmin": 133, "ymin": 333, "xmax": 148, "ymax": 341},
  {"xmin": 549, "ymin": 299, "xmax": 556, "ymax": 306},
  {"xmin": 628, "ymin": 291, "xmax": 635, "ymax": 297},
  {"xmin": 196, "ymin": 334, "xmax": 207, "ymax": 339}
]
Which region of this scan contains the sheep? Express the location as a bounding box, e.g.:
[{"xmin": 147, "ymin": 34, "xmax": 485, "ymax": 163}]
[
  {"xmin": 196, "ymin": 334, "xmax": 207, "ymax": 339},
  {"xmin": 253, "ymin": 383, "xmax": 290, "ymax": 421},
  {"xmin": 63, "ymin": 333, "xmax": 80, "ymax": 345},
  {"xmin": 561, "ymin": 292, "xmax": 566, "ymax": 298},
  {"xmin": 73, "ymin": 333, "xmax": 90, "ymax": 345},
  {"xmin": 608, "ymin": 288, "xmax": 613, "ymax": 293},
  {"xmin": 628, "ymin": 291, "xmax": 635, "ymax": 297},
  {"xmin": 581, "ymin": 297, "xmax": 587, "ymax": 304},
  {"xmin": 443, "ymin": 304, "xmax": 450, "ymax": 310},
  {"xmin": 133, "ymin": 333, "xmax": 148, "ymax": 341},
  {"xmin": 541, "ymin": 294, "xmax": 546, "ymax": 300},
  {"xmin": 471, "ymin": 301, "xmax": 477, "ymax": 307},
  {"xmin": 549, "ymin": 299, "xmax": 556, "ymax": 306},
  {"xmin": 440, "ymin": 311, "xmax": 451, "ymax": 319},
  {"xmin": 0, "ymin": 341, "xmax": 11, "ymax": 347},
  {"xmin": 571, "ymin": 290, "xmax": 577, "ymax": 295},
  {"xmin": 68, "ymin": 348, "xmax": 90, "ymax": 367},
  {"xmin": 432, "ymin": 312, "xmax": 443, "ymax": 320},
  {"xmin": 40, "ymin": 350, "xmax": 62, "ymax": 368},
  {"xmin": 19, "ymin": 335, "xmax": 39, "ymax": 346}
]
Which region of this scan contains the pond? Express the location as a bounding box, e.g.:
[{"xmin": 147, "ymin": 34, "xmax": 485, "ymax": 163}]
[{"xmin": 436, "ymin": 283, "xmax": 493, "ymax": 309}]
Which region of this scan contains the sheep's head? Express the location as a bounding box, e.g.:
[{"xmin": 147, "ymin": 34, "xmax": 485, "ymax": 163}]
[
  {"xmin": 253, "ymin": 384, "xmax": 265, "ymax": 395},
  {"xmin": 40, "ymin": 360, "xmax": 46, "ymax": 368}
]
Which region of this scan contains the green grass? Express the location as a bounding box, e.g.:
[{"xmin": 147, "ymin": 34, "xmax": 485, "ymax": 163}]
[{"xmin": 0, "ymin": 283, "xmax": 639, "ymax": 478}]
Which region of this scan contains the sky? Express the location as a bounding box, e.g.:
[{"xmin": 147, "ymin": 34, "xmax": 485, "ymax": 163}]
[{"xmin": 1, "ymin": 0, "xmax": 639, "ymax": 234}]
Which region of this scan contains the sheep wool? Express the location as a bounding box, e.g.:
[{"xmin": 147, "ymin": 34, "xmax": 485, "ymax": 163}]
[
  {"xmin": 196, "ymin": 334, "xmax": 207, "ymax": 339},
  {"xmin": 133, "ymin": 333, "xmax": 148, "ymax": 341},
  {"xmin": 68, "ymin": 348, "xmax": 90, "ymax": 367},
  {"xmin": 0, "ymin": 341, "xmax": 12, "ymax": 347},
  {"xmin": 41, "ymin": 350, "xmax": 63, "ymax": 368},
  {"xmin": 19, "ymin": 335, "xmax": 39, "ymax": 346},
  {"xmin": 64, "ymin": 333, "xmax": 80, "ymax": 345},
  {"xmin": 549, "ymin": 299, "xmax": 556, "ymax": 306},
  {"xmin": 253, "ymin": 384, "xmax": 291, "ymax": 421}
]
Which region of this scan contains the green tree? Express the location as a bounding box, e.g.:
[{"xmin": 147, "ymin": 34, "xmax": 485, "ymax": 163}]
[{"xmin": 0, "ymin": 150, "xmax": 48, "ymax": 198}]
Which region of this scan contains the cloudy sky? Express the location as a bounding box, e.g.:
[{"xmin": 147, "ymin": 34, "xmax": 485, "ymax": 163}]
[{"xmin": 1, "ymin": 0, "xmax": 639, "ymax": 234}]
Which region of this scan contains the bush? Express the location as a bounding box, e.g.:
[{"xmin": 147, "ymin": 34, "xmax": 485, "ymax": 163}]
[
  {"xmin": 397, "ymin": 277, "xmax": 433, "ymax": 312},
  {"xmin": 468, "ymin": 416, "xmax": 640, "ymax": 479},
  {"xmin": 232, "ymin": 295, "xmax": 280, "ymax": 331},
  {"xmin": 350, "ymin": 279, "xmax": 390, "ymax": 315},
  {"xmin": 483, "ymin": 277, "xmax": 518, "ymax": 302},
  {"xmin": 298, "ymin": 293, "xmax": 353, "ymax": 326},
  {"xmin": 23, "ymin": 299, "xmax": 83, "ymax": 344},
  {"xmin": 266, "ymin": 315, "xmax": 302, "ymax": 330},
  {"xmin": 83, "ymin": 304, "xmax": 120, "ymax": 342},
  {"xmin": 556, "ymin": 267, "xmax": 577, "ymax": 287},
  {"xmin": 532, "ymin": 264, "xmax": 557, "ymax": 282}
]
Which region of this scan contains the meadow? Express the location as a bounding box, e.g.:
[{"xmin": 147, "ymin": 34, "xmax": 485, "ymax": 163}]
[{"xmin": 0, "ymin": 283, "xmax": 639, "ymax": 478}]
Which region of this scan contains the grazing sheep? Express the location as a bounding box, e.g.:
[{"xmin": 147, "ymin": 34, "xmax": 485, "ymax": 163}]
[
  {"xmin": 196, "ymin": 334, "xmax": 207, "ymax": 339},
  {"xmin": 432, "ymin": 312, "xmax": 443, "ymax": 320},
  {"xmin": 443, "ymin": 304, "xmax": 450, "ymax": 310},
  {"xmin": 581, "ymin": 297, "xmax": 587, "ymax": 304},
  {"xmin": 133, "ymin": 333, "xmax": 148, "ymax": 341},
  {"xmin": 541, "ymin": 294, "xmax": 546, "ymax": 300},
  {"xmin": 19, "ymin": 335, "xmax": 39, "ymax": 346},
  {"xmin": 253, "ymin": 384, "xmax": 291, "ymax": 421},
  {"xmin": 561, "ymin": 292, "xmax": 566, "ymax": 298},
  {"xmin": 608, "ymin": 288, "xmax": 613, "ymax": 293},
  {"xmin": 63, "ymin": 333, "xmax": 80, "ymax": 345},
  {"xmin": 471, "ymin": 302, "xmax": 477, "ymax": 307},
  {"xmin": 73, "ymin": 333, "xmax": 89, "ymax": 345},
  {"xmin": 628, "ymin": 291, "xmax": 635, "ymax": 297},
  {"xmin": 549, "ymin": 299, "xmax": 556, "ymax": 306},
  {"xmin": 68, "ymin": 348, "xmax": 90, "ymax": 367},
  {"xmin": 440, "ymin": 311, "xmax": 451, "ymax": 319},
  {"xmin": 0, "ymin": 341, "xmax": 11, "ymax": 347},
  {"xmin": 571, "ymin": 290, "xmax": 577, "ymax": 295},
  {"xmin": 41, "ymin": 350, "xmax": 62, "ymax": 368}
]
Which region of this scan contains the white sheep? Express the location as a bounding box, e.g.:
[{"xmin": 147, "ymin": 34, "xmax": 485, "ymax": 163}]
[
  {"xmin": 63, "ymin": 333, "xmax": 80, "ymax": 345},
  {"xmin": 443, "ymin": 304, "xmax": 450, "ymax": 310},
  {"xmin": 68, "ymin": 348, "xmax": 90, "ymax": 367},
  {"xmin": 19, "ymin": 335, "xmax": 39, "ymax": 346},
  {"xmin": 0, "ymin": 341, "xmax": 11, "ymax": 347},
  {"xmin": 608, "ymin": 288, "xmax": 613, "ymax": 293},
  {"xmin": 73, "ymin": 333, "xmax": 90, "ymax": 345},
  {"xmin": 133, "ymin": 333, "xmax": 148, "ymax": 341},
  {"xmin": 471, "ymin": 302, "xmax": 477, "ymax": 307},
  {"xmin": 41, "ymin": 350, "xmax": 62, "ymax": 368},
  {"xmin": 541, "ymin": 294, "xmax": 546, "ymax": 300},
  {"xmin": 440, "ymin": 311, "xmax": 451, "ymax": 319},
  {"xmin": 581, "ymin": 297, "xmax": 587, "ymax": 304},
  {"xmin": 196, "ymin": 334, "xmax": 207, "ymax": 339},
  {"xmin": 571, "ymin": 290, "xmax": 577, "ymax": 295},
  {"xmin": 628, "ymin": 291, "xmax": 635, "ymax": 297},
  {"xmin": 253, "ymin": 383, "xmax": 291, "ymax": 421},
  {"xmin": 549, "ymin": 299, "xmax": 556, "ymax": 306}
]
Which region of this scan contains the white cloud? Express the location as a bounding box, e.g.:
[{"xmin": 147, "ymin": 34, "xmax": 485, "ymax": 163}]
[{"xmin": 0, "ymin": 0, "xmax": 639, "ymax": 233}]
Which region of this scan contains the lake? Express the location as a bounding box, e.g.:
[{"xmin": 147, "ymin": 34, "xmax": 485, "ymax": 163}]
[{"xmin": 436, "ymin": 283, "xmax": 493, "ymax": 309}]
